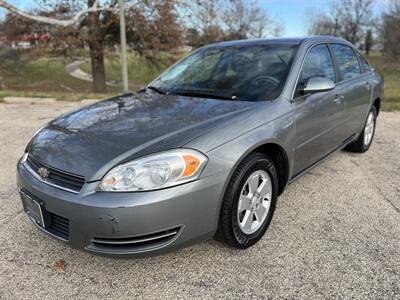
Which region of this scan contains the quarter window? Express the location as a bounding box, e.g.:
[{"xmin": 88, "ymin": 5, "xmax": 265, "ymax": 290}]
[
  {"xmin": 331, "ymin": 44, "xmax": 361, "ymax": 80},
  {"xmin": 299, "ymin": 44, "xmax": 336, "ymax": 85},
  {"xmin": 358, "ymin": 54, "xmax": 371, "ymax": 73}
]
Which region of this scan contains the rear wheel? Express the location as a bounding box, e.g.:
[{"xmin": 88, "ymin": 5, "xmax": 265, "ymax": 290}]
[
  {"xmin": 346, "ymin": 106, "xmax": 377, "ymax": 153},
  {"xmin": 217, "ymin": 153, "xmax": 278, "ymax": 249}
]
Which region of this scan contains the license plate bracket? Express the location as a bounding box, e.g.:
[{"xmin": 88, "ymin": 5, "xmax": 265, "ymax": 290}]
[{"xmin": 20, "ymin": 190, "xmax": 45, "ymax": 228}]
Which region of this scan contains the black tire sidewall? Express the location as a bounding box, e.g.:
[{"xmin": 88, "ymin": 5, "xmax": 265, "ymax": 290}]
[{"xmin": 220, "ymin": 153, "xmax": 278, "ymax": 248}]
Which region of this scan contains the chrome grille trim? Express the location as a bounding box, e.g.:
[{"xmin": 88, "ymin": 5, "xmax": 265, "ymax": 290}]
[
  {"xmin": 22, "ymin": 153, "xmax": 83, "ymax": 194},
  {"xmin": 91, "ymin": 229, "xmax": 179, "ymax": 245},
  {"xmin": 86, "ymin": 226, "xmax": 183, "ymax": 254}
]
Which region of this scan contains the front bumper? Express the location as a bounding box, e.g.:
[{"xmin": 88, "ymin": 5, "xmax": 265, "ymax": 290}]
[{"xmin": 17, "ymin": 159, "xmax": 228, "ymax": 257}]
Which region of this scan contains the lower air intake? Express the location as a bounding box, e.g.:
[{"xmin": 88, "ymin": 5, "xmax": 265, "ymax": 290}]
[
  {"xmin": 87, "ymin": 226, "xmax": 182, "ymax": 254},
  {"xmin": 47, "ymin": 212, "xmax": 69, "ymax": 240}
]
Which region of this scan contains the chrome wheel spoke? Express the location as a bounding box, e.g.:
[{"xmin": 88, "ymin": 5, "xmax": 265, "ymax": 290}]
[
  {"xmin": 241, "ymin": 210, "xmax": 254, "ymax": 232},
  {"xmin": 254, "ymin": 204, "xmax": 267, "ymax": 221},
  {"xmin": 257, "ymin": 178, "xmax": 270, "ymax": 199},
  {"xmin": 238, "ymin": 194, "xmax": 251, "ymax": 212},
  {"xmin": 248, "ymin": 174, "xmax": 259, "ymax": 194}
]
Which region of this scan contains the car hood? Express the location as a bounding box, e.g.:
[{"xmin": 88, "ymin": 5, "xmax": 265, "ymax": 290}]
[{"xmin": 28, "ymin": 92, "xmax": 257, "ymax": 181}]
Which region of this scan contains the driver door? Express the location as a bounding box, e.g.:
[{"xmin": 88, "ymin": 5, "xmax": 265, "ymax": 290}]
[{"xmin": 292, "ymin": 44, "xmax": 346, "ymax": 176}]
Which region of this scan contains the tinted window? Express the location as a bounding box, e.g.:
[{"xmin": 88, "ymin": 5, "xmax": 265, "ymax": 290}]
[
  {"xmin": 299, "ymin": 44, "xmax": 336, "ymax": 85},
  {"xmin": 151, "ymin": 44, "xmax": 298, "ymax": 101},
  {"xmin": 331, "ymin": 44, "xmax": 361, "ymax": 80},
  {"xmin": 358, "ymin": 54, "xmax": 371, "ymax": 72}
]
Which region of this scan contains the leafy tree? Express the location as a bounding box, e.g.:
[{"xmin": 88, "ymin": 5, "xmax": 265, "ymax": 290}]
[
  {"xmin": 125, "ymin": 0, "xmax": 183, "ymax": 56},
  {"xmin": 0, "ymin": 0, "xmax": 120, "ymax": 93},
  {"xmin": 0, "ymin": 0, "xmax": 182, "ymax": 93}
]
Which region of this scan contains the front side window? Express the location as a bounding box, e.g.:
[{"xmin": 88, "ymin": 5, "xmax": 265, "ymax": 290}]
[
  {"xmin": 299, "ymin": 44, "xmax": 336, "ymax": 85},
  {"xmin": 150, "ymin": 44, "xmax": 298, "ymax": 101},
  {"xmin": 331, "ymin": 44, "xmax": 361, "ymax": 80}
]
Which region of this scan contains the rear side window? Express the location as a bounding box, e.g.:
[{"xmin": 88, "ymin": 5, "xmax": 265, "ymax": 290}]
[
  {"xmin": 299, "ymin": 44, "xmax": 336, "ymax": 84},
  {"xmin": 331, "ymin": 44, "xmax": 361, "ymax": 81}
]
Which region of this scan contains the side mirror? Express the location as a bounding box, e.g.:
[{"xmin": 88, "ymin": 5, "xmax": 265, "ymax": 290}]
[{"xmin": 302, "ymin": 77, "xmax": 335, "ymax": 94}]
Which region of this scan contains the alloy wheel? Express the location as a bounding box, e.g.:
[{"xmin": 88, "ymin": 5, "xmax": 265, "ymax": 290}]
[
  {"xmin": 237, "ymin": 170, "xmax": 272, "ymax": 234},
  {"xmin": 363, "ymin": 111, "xmax": 375, "ymax": 147}
]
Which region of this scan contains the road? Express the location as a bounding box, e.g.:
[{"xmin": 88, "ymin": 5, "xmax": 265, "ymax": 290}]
[{"xmin": 0, "ymin": 100, "xmax": 399, "ymax": 299}]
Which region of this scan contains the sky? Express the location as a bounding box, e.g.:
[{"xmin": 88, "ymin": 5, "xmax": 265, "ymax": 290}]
[
  {"xmin": 1, "ymin": 0, "xmax": 392, "ymax": 36},
  {"xmin": 259, "ymin": 0, "xmax": 390, "ymax": 36}
]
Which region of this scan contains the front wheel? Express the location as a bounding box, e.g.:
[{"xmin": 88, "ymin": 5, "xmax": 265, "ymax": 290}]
[
  {"xmin": 345, "ymin": 106, "xmax": 377, "ymax": 153},
  {"xmin": 216, "ymin": 153, "xmax": 278, "ymax": 249}
]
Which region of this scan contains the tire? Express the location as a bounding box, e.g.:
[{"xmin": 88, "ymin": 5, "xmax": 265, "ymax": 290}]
[
  {"xmin": 216, "ymin": 153, "xmax": 278, "ymax": 249},
  {"xmin": 345, "ymin": 106, "xmax": 377, "ymax": 153}
]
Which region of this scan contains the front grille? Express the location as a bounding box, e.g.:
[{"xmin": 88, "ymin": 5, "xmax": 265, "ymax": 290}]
[
  {"xmin": 26, "ymin": 154, "xmax": 85, "ymax": 193},
  {"xmin": 87, "ymin": 226, "xmax": 182, "ymax": 254},
  {"xmin": 47, "ymin": 212, "xmax": 69, "ymax": 240}
]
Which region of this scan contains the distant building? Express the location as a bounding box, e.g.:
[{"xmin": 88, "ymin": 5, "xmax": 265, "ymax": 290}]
[
  {"xmin": 371, "ymin": 43, "xmax": 383, "ymax": 52},
  {"xmin": 176, "ymin": 45, "xmax": 193, "ymax": 53},
  {"xmin": 357, "ymin": 42, "xmax": 383, "ymax": 53},
  {"xmin": 6, "ymin": 32, "xmax": 50, "ymax": 49}
]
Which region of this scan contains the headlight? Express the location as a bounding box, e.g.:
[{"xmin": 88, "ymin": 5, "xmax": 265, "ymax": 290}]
[{"xmin": 98, "ymin": 149, "xmax": 208, "ymax": 192}]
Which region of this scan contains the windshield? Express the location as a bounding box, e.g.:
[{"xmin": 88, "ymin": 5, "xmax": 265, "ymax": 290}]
[{"xmin": 150, "ymin": 44, "xmax": 298, "ymax": 101}]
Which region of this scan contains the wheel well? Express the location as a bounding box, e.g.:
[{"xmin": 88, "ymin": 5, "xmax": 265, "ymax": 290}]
[
  {"xmin": 373, "ymin": 98, "xmax": 380, "ymax": 115},
  {"xmin": 252, "ymin": 144, "xmax": 289, "ymax": 195}
]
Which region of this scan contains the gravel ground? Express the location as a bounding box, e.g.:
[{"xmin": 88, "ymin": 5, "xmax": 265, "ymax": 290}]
[{"xmin": 0, "ymin": 101, "xmax": 399, "ymax": 299}]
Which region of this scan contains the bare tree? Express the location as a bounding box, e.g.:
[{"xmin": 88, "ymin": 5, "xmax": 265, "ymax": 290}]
[
  {"xmin": 186, "ymin": 0, "xmax": 283, "ymax": 46},
  {"xmin": 307, "ymin": 11, "xmax": 337, "ymax": 36},
  {"xmin": 185, "ymin": 0, "xmax": 223, "ymax": 44},
  {"xmin": 308, "ymin": 0, "xmax": 375, "ymax": 44},
  {"xmin": 0, "ymin": 0, "xmax": 116, "ymax": 27},
  {"xmin": 341, "ymin": 0, "xmax": 374, "ymax": 43},
  {"xmin": 223, "ymin": 0, "xmax": 278, "ymax": 39},
  {"xmin": 382, "ymin": 0, "xmax": 400, "ymax": 59}
]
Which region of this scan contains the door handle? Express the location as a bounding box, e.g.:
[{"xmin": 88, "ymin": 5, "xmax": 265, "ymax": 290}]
[
  {"xmin": 333, "ymin": 95, "xmax": 344, "ymax": 104},
  {"xmin": 365, "ymin": 81, "xmax": 371, "ymax": 91}
]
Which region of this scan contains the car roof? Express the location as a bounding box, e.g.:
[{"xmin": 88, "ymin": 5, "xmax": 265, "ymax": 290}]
[{"xmin": 201, "ymin": 36, "xmax": 353, "ymax": 49}]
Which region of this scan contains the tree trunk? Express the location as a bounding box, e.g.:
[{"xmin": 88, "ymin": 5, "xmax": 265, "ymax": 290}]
[
  {"xmin": 87, "ymin": 0, "xmax": 106, "ymax": 93},
  {"xmin": 89, "ymin": 40, "xmax": 107, "ymax": 93}
]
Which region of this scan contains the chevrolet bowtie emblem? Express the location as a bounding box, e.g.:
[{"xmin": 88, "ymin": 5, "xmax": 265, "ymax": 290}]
[{"xmin": 38, "ymin": 167, "xmax": 50, "ymax": 178}]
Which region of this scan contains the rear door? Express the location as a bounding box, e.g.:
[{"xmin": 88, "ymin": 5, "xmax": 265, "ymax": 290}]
[
  {"xmin": 329, "ymin": 44, "xmax": 372, "ymax": 137},
  {"xmin": 292, "ymin": 44, "xmax": 346, "ymax": 176}
]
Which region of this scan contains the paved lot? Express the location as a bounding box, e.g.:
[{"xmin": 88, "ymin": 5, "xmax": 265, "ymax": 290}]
[{"xmin": 0, "ymin": 101, "xmax": 399, "ymax": 299}]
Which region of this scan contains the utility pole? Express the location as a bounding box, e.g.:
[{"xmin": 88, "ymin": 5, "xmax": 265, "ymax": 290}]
[{"xmin": 118, "ymin": 0, "xmax": 129, "ymax": 93}]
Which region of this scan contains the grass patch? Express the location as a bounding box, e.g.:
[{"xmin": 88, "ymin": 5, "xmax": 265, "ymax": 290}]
[
  {"xmin": 367, "ymin": 53, "xmax": 400, "ymax": 111},
  {"xmin": 2, "ymin": 56, "xmax": 91, "ymax": 92},
  {"xmin": 0, "ymin": 50, "xmax": 119, "ymax": 98}
]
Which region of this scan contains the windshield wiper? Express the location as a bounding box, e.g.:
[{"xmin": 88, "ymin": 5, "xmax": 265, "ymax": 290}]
[
  {"xmin": 147, "ymin": 86, "xmax": 168, "ymax": 95},
  {"xmin": 172, "ymin": 91, "xmax": 238, "ymax": 101}
]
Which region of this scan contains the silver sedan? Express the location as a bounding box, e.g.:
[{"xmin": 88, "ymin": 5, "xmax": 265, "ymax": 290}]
[{"xmin": 17, "ymin": 36, "xmax": 383, "ymax": 256}]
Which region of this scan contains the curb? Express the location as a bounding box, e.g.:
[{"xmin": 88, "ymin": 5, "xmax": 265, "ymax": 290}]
[{"xmin": 4, "ymin": 97, "xmax": 56, "ymax": 104}]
